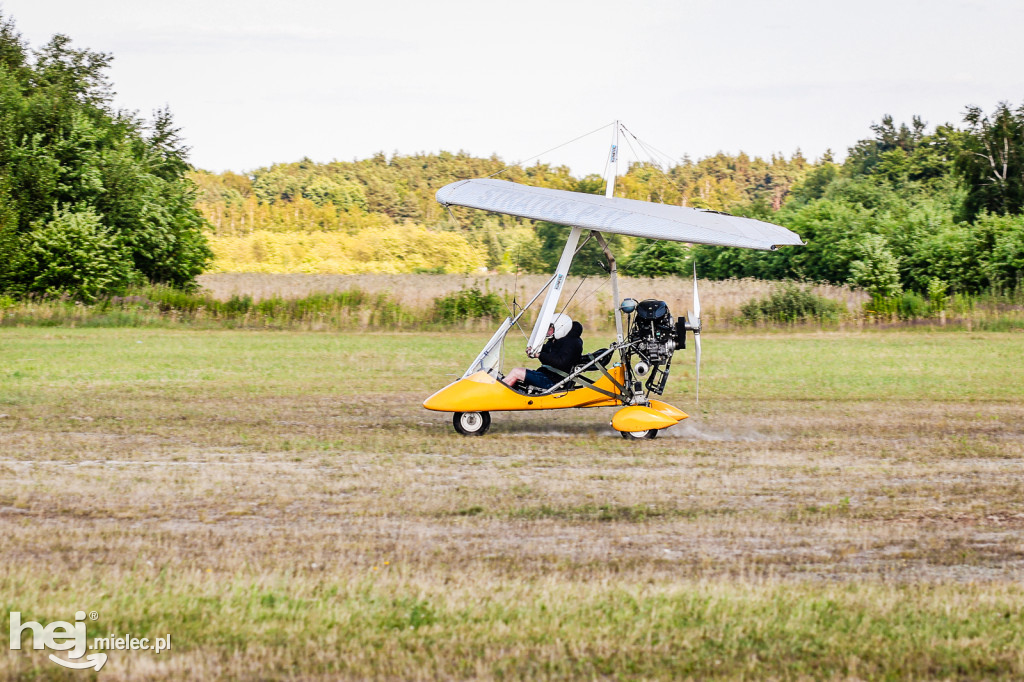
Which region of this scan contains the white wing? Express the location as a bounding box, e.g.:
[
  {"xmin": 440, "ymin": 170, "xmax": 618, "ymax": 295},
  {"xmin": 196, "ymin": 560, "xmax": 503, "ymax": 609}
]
[{"xmin": 437, "ymin": 178, "xmax": 803, "ymax": 251}]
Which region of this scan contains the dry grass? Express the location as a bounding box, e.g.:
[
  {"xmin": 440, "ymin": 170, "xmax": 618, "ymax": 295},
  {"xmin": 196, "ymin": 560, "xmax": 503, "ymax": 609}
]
[
  {"xmin": 197, "ymin": 273, "xmax": 868, "ymax": 330},
  {"xmin": 1, "ymin": 328, "xmax": 1023, "ymax": 679}
]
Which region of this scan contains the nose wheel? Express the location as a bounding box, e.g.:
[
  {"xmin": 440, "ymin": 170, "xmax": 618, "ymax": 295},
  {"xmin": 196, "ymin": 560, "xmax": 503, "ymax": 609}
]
[{"xmin": 453, "ymin": 411, "xmax": 491, "ymax": 436}]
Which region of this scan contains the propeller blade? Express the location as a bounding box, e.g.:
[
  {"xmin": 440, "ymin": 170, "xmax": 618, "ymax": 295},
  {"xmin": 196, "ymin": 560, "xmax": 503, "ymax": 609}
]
[
  {"xmin": 692, "ymin": 262, "xmax": 702, "ymax": 405},
  {"xmin": 692, "ymin": 262, "xmax": 701, "ymax": 327},
  {"xmin": 694, "ymin": 331, "xmax": 701, "ymax": 406}
]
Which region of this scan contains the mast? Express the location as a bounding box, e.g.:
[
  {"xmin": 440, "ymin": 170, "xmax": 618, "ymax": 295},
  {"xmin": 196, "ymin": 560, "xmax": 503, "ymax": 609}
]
[
  {"xmin": 605, "ymin": 120, "xmax": 619, "ymax": 198},
  {"xmin": 603, "ymin": 121, "xmax": 624, "ymax": 344}
]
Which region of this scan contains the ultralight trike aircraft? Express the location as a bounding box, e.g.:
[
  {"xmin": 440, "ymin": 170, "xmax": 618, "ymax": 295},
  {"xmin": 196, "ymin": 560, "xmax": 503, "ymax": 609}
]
[{"xmin": 424, "ymin": 124, "xmax": 804, "ymax": 438}]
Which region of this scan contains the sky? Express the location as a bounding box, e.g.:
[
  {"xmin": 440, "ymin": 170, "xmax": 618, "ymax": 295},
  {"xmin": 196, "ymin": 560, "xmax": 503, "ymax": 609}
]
[{"xmin": 3, "ymin": 0, "xmax": 1023, "ymax": 178}]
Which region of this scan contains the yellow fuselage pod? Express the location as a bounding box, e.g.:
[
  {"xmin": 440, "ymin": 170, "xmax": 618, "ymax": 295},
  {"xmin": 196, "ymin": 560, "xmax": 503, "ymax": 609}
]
[{"xmin": 423, "ymin": 367, "xmax": 627, "ymax": 413}]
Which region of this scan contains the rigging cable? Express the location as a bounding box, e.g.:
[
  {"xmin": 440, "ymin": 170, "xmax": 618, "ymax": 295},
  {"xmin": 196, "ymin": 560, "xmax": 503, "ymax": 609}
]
[
  {"xmin": 620, "ymin": 124, "xmax": 680, "ymax": 169},
  {"xmin": 510, "ymin": 245, "xmax": 530, "ymax": 340},
  {"xmin": 558, "ymin": 275, "xmax": 588, "ymax": 316},
  {"xmin": 512, "ymin": 245, "xmax": 521, "ymax": 313},
  {"xmin": 619, "ymin": 129, "xmax": 646, "ymax": 171},
  {"xmin": 574, "ymin": 231, "xmax": 593, "ymax": 255},
  {"xmin": 486, "ymin": 121, "xmax": 616, "ymax": 179},
  {"xmin": 637, "ymin": 138, "xmax": 674, "ymax": 169},
  {"xmin": 569, "ymin": 275, "xmax": 611, "ymax": 318}
]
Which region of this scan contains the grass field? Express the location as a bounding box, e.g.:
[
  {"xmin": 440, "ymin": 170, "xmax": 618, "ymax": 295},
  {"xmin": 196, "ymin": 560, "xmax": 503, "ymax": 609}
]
[{"xmin": 1, "ymin": 328, "xmax": 1023, "ymax": 680}]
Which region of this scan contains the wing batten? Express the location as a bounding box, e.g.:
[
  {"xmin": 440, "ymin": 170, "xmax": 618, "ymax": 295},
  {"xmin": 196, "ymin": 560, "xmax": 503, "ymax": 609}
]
[{"xmin": 437, "ymin": 178, "xmax": 803, "ymax": 251}]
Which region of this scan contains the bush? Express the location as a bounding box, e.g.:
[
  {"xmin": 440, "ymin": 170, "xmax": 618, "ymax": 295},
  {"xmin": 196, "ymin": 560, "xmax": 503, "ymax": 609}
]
[
  {"xmin": 11, "ymin": 207, "xmax": 137, "ymax": 302},
  {"xmin": 897, "ymin": 291, "xmax": 929, "ymax": 318},
  {"xmin": 432, "ymin": 287, "xmax": 505, "ymax": 323},
  {"xmin": 848, "ymin": 233, "xmax": 902, "ymax": 297},
  {"xmin": 869, "ymin": 290, "xmax": 948, "ymax": 319},
  {"xmin": 739, "ymin": 283, "xmax": 845, "ymax": 324}
]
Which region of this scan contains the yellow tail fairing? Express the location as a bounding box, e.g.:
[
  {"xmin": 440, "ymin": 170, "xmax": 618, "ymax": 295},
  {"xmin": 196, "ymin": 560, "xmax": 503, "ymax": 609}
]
[
  {"xmin": 611, "ymin": 405, "xmax": 682, "ymax": 432},
  {"xmin": 423, "ymin": 367, "xmax": 626, "ymax": 413},
  {"xmin": 648, "ymin": 399, "xmax": 689, "ymax": 422}
]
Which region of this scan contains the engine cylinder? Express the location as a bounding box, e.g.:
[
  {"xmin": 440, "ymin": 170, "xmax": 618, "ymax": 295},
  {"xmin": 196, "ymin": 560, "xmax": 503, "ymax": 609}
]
[{"xmin": 628, "ymin": 299, "xmax": 677, "ymax": 365}]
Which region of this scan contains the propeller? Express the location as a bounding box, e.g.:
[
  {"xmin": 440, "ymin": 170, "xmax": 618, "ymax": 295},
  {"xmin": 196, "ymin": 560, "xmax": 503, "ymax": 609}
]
[{"xmin": 684, "ymin": 263, "xmax": 702, "ymax": 405}]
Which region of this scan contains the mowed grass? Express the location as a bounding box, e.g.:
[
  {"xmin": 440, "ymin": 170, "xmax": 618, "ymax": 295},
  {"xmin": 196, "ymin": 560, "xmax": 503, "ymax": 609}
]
[{"xmin": 1, "ymin": 328, "xmax": 1023, "ymax": 680}]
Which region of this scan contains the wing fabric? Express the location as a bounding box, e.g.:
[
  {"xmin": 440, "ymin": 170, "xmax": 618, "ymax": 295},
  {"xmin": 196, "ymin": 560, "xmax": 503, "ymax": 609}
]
[{"xmin": 437, "ymin": 178, "xmax": 803, "ymax": 250}]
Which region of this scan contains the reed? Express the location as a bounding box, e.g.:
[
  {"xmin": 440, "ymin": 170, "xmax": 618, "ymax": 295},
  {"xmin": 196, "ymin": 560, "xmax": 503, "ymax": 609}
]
[
  {"xmin": 194, "ymin": 273, "xmax": 869, "ymax": 331},
  {"xmin": 2, "ymin": 275, "xmax": 1020, "ymax": 332}
]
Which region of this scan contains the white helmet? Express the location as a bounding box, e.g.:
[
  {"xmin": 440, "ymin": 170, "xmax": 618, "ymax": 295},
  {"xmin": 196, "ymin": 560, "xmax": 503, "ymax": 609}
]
[{"xmin": 550, "ymin": 313, "xmax": 573, "ymax": 340}]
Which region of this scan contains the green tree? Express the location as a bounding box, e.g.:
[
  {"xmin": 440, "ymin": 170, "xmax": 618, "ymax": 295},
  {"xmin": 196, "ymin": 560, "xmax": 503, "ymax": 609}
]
[
  {"xmin": 0, "ymin": 12, "xmax": 211, "ymax": 298},
  {"xmin": 958, "ymin": 102, "xmax": 1024, "ymax": 219},
  {"xmin": 845, "ymin": 115, "xmax": 928, "ymax": 178},
  {"xmin": 623, "ymin": 240, "xmax": 691, "ymax": 277}
]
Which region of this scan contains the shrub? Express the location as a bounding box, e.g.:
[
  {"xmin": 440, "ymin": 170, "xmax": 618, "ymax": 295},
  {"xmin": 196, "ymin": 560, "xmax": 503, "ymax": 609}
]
[
  {"xmin": 11, "ymin": 207, "xmax": 138, "ymax": 302},
  {"xmin": 848, "ymin": 233, "xmax": 902, "ymax": 297},
  {"xmin": 870, "ymin": 289, "xmax": 952, "ymax": 319},
  {"xmin": 895, "ymin": 291, "xmax": 929, "ymax": 318},
  {"xmin": 432, "ymin": 286, "xmax": 505, "ymax": 323},
  {"xmin": 739, "ymin": 283, "xmax": 845, "ymax": 324}
]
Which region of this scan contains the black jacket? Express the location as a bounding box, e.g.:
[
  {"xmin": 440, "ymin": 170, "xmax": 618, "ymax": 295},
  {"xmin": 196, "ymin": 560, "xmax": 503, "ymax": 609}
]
[{"xmin": 539, "ymin": 321, "xmax": 584, "ymax": 381}]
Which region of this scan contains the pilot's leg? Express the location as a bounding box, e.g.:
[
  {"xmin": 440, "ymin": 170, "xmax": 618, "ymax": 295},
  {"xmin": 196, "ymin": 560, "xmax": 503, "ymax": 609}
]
[
  {"xmin": 504, "ymin": 367, "xmax": 527, "ymax": 386},
  {"xmin": 523, "ymin": 369, "xmax": 555, "ymax": 390}
]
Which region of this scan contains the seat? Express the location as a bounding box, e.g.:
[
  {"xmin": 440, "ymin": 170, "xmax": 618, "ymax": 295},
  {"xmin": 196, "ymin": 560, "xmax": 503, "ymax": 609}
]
[{"xmin": 574, "ymin": 347, "xmax": 612, "ymax": 374}]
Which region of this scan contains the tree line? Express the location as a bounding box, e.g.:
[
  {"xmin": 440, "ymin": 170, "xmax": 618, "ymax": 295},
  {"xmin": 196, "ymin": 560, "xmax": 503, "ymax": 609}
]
[
  {"xmin": 193, "ymin": 150, "xmax": 814, "ymax": 276},
  {"xmin": 196, "ymin": 110, "xmax": 1024, "ymax": 299}
]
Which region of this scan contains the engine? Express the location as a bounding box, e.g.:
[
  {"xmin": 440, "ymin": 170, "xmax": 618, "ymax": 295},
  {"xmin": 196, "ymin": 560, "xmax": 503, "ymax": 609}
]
[
  {"xmin": 624, "ymin": 299, "xmax": 688, "ymax": 396},
  {"xmin": 628, "ymin": 299, "xmax": 676, "ymax": 363}
]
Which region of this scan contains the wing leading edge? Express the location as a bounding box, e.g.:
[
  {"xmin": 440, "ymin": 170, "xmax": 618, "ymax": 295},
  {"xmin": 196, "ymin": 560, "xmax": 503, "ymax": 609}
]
[{"xmin": 437, "ymin": 178, "xmax": 803, "ymax": 251}]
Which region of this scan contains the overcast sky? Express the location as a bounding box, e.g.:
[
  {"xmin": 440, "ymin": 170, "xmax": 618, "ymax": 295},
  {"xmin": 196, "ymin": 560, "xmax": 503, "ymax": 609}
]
[{"xmin": 3, "ymin": 0, "xmax": 1022, "ymax": 177}]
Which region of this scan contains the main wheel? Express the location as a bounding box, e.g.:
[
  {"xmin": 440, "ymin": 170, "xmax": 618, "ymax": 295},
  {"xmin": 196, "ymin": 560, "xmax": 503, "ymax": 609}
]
[
  {"xmin": 620, "ymin": 428, "xmax": 658, "ymax": 440},
  {"xmin": 453, "ymin": 411, "xmax": 491, "ymax": 436}
]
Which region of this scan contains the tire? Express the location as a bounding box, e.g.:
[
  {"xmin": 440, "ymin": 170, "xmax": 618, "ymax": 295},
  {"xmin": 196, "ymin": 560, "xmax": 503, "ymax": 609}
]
[
  {"xmin": 620, "ymin": 428, "xmax": 657, "ymax": 440},
  {"xmin": 453, "ymin": 411, "xmax": 491, "ymax": 436}
]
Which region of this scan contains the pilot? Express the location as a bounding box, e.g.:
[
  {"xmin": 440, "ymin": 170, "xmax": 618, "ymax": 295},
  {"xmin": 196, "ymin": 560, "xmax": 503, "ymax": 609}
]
[{"xmin": 504, "ymin": 313, "xmax": 584, "ymax": 390}]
